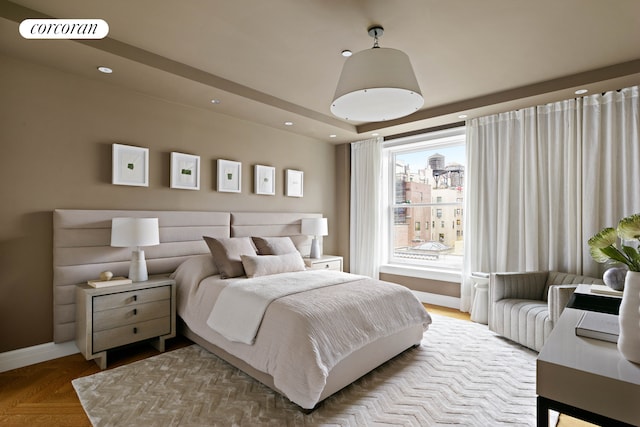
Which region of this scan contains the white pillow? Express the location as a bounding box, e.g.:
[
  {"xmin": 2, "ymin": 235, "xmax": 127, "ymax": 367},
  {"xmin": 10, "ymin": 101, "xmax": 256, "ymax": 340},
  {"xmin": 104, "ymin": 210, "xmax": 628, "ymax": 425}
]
[
  {"xmin": 170, "ymin": 254, "xmax": 218, "ymax": 281},
  {"xmin": 241, "ymin": 252, "xmax": 306, "ymax": 278}
]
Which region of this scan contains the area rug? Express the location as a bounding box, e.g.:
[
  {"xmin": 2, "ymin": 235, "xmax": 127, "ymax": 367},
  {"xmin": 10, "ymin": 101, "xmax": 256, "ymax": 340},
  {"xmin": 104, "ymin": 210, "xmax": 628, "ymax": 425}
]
[{"xmin": 73, "ymin": 314, "xmax": 543, "ymax": 426}]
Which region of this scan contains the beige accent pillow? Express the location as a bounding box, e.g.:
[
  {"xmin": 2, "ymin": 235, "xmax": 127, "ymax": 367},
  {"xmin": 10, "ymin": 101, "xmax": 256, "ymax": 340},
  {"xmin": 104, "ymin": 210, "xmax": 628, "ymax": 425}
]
[
  {"xmin": 203, "ymin": 236, "xmax": 257, "ymax": 278},
  {"xmin": 251, "ymin": 236, "xmax": 298, "ymax": 255},
  {"xmin": 241, "ymin": 252, "xmax": 306, "ymax": 278}
]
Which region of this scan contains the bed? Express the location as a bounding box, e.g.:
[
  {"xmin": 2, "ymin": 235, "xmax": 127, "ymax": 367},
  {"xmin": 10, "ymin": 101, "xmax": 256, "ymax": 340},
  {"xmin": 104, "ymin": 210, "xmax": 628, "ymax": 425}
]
[{"xmin": 53, "ymin": 209, "xmax": 431, "ymax": 410}]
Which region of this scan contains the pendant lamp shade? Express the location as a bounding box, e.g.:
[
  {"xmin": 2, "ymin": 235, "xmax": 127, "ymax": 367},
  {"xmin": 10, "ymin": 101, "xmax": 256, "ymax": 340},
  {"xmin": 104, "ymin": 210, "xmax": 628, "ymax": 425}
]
[{"xmin": 331, "ymin": 28, "xmax": 423, "ymax": 122}]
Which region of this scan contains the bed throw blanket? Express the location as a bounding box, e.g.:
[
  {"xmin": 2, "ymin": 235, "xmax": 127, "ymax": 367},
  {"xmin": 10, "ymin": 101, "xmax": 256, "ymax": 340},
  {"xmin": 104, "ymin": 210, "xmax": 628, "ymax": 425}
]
[{"xmin": 207, "ymin": 270, "xmax": 363, "ymax": 344}]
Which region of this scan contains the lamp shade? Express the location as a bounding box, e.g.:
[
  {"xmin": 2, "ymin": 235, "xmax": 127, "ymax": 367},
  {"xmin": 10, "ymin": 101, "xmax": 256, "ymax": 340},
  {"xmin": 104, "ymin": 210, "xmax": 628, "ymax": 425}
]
[
  {"xmin": 301, "ymin": 218, "xmax": 328, "ymax": 236},
  {"xmin": 331, "ymin": 47, "xmax": 423, "ymax": 122},
  {"xmin": 111, "ymin": 217, "xmax": 160, "ymax": 247}
]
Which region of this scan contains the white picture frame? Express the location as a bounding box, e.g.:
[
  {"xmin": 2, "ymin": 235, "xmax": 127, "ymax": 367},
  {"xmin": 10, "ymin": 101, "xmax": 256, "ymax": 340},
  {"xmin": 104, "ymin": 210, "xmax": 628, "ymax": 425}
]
[
  {"xmin": 254, "ymin": 165, "xmax": 275, "ymax": 195},
  {"xmin": 112, "ymin": 143, "xmax": 149, "ymax": 186},
  {"xmin": 217, "ymin": 159, "xmax": 242, "ymax": 193},
  {"xmin": 170, "ymin": 152, "xmax": 200, "ymax": 190},
  {"xmin": 285, "ymin": 169, "xmax": 304, "ymax": 197}
]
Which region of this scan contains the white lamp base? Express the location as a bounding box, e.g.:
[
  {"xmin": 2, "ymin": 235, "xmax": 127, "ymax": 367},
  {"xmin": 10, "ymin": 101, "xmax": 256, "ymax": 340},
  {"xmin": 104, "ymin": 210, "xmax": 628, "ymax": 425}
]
[
  {"xmin": 128, "ymin": 249, "xmax": 149, "ymax": 282},
  {"xmin": 309, "ymin": 237, "xmax": 321, "ymax": 259}
]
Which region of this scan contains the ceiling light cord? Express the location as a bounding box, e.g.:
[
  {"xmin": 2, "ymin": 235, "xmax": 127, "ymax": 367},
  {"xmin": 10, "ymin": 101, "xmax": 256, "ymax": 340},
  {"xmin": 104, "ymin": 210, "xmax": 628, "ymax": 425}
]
[{"xmin": 368, "ymin": 25, "xmax": 383, "ymax": 49}]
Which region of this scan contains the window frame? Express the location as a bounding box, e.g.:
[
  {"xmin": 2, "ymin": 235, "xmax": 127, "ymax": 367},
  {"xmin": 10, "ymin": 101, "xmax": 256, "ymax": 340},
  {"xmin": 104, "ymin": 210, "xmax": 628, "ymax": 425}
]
[{"xmin": 382, "ymin": 126, "xmax": 466, "ymax": 271}]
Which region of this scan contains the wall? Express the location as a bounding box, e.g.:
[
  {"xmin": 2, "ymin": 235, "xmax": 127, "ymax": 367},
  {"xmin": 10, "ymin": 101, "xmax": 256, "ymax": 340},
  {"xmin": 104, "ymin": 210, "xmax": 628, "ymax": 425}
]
[
  {"xmin": 334, "ymin": 143, "xmax": 351, "ymax": 271},
  {"xmin": 0, "ymin": 54, "xmax": 338, "ymax": 352},
  {"xmin": 379, "ymin": 273, "xmax": 460, "ymax": 298}
]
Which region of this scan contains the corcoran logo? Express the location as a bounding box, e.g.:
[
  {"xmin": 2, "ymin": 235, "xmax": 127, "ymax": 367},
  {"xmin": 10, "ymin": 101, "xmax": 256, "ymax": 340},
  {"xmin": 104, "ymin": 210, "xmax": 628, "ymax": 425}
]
[{"xmin": 19, "ymin": 19, "xmax": 109, "ymax": 39}]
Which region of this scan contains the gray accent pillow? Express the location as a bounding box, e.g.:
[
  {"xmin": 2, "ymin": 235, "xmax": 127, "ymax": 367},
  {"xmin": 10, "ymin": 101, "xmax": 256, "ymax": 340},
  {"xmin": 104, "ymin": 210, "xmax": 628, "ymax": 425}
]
[
  {"xmin": 251, "ymin": 236, "xmax": 298, "ymax": 255},
  {"xmin": 203, "ymin": 236, "xmax": 257, "ymax": 278},
  {"xmin": 241, "ymin": 252, "xmax": 306, "ymax": 278}
]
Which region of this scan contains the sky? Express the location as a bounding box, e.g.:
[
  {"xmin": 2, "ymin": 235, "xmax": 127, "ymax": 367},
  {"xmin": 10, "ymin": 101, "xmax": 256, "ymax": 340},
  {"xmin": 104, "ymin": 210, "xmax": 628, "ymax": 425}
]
[{"xmin": 396, "ymin": 145, "xmax": 465, "ymax": 171}]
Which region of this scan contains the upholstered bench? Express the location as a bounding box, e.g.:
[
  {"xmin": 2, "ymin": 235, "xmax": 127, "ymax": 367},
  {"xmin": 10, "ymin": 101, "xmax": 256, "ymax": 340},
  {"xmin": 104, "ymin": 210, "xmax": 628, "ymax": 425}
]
[{"xmin": 488, "ymin": 271, "xmax": 603, "ymax": 352}]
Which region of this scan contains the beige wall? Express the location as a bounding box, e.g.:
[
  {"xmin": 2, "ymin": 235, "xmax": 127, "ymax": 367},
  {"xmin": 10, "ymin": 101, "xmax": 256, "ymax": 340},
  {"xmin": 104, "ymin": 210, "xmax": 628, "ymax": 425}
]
[
  {"xmin": 379, "ymin": 273, "xmax": 460, "ymax": 298},
  {"xmin": 334, "ymin": 143, "xmax": 351, "ymax": 271},
  {"xmin": 0, "ymin": 54, "xmax": 340, "ymax": 352}
]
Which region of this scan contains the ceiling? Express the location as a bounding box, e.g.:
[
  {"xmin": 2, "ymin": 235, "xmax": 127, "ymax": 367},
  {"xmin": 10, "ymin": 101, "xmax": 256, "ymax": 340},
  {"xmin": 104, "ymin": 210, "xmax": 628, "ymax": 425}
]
[{"xmin": 1, "ymin": 0, "xmax": 639, "ymax": 143}]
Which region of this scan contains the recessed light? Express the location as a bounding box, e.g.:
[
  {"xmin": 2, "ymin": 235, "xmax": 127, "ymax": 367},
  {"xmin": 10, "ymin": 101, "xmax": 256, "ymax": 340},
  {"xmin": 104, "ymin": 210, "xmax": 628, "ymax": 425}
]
[
  {"xmin": 575, "ymin": 89, "xmax": 588, "ymax": 95},
  {"xmin": 341, "ymin": 50, "xmax": 353, "ymax": 57},
  {"xmin": 284, "ymin": 121, "xmax": 294, "ymax": 126},
  {"xmin": 329, "ymin": 134, "xmax": 337, "ymax": 138},
  {"xmin": 210, "ymin": 99, "xmax": 221, "ymax": 104},
  {"xmin": 458, "ymin": 114, "xmax": 468, "ymax": 119},
  {"xmin": 97, "ymin": 66, "xmax": 112, "ymax": 74}
]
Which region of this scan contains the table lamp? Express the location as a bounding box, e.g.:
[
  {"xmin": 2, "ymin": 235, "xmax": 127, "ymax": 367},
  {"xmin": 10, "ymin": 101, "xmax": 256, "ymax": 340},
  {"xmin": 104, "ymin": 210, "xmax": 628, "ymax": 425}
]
[
  {"xmin": 301, "ymin": 217, "xmax": 328, "ymax": 259},
  {"xmin": 111, "ymin": 217, "xmax": 160, "ymax": 282}
]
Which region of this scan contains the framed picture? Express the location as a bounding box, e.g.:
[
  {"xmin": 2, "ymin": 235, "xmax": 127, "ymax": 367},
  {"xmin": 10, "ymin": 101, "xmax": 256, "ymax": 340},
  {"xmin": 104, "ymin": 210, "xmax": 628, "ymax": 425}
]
[
  {"xmin": 112, "ymin": 143, "xmax": 149, "ymax": 186},
  {"xmin": 254, "ymin": 165, "xmax": 275, "ymax": 195},
  {"xmin": 170, "ymin": 152, "xmax": 200, "ymax": 190},
  {"xmin": 285, "ymin": 169, "xmax": 304, "ymax": 197},
  {"xmin": 217, "ymin": 159, "xmax": 242, "ymax": 193}
]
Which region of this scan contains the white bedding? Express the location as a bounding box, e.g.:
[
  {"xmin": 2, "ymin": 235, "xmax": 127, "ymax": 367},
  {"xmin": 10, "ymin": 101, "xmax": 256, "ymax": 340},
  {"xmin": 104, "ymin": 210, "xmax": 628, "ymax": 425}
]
[
  {"xmin": 173, "ymin": 255, "xmax": 432, "ymax": 409},
  {"xmin": 207, "ymin": 269, "xmax": 365, "ymax": 344}
]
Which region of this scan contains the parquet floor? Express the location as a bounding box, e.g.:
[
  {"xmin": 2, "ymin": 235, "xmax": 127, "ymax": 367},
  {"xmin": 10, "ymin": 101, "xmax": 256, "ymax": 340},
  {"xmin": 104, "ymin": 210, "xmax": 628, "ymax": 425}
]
[
  {"xmin": 0, "ymin": 336, "xmax": 192, "ymax": 426},
  {"xmin": 0, "ymin": 306, "xmax": 591, "ymax": 426}
]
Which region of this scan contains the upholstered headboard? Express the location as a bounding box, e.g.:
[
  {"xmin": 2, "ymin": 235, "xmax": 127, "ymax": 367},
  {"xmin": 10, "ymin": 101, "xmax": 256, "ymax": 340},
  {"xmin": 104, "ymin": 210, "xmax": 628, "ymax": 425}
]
[{"xmin": 52, "ymin": 209, "xmax": 320, "ymax": 343}]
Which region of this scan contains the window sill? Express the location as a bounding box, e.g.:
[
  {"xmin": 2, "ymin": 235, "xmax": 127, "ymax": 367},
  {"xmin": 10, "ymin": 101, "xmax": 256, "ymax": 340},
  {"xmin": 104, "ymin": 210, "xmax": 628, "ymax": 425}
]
[{"xmin": 379, "ymin": 264, "xmax": 461, "ymax": 283}]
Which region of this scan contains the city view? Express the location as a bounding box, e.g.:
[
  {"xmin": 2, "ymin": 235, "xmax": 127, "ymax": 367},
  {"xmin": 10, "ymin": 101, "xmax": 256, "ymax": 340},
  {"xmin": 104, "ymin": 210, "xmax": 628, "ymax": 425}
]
[{"xmin": 392, "ymin": 146, "xmax": 465, "ymax": 267}]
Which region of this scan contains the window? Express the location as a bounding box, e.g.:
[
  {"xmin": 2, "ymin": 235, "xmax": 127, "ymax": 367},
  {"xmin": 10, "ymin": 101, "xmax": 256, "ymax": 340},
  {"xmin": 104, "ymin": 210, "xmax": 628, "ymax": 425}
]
[{"xmin": 384, "ymin": 127, "xmax": 465, "ymax": 270}]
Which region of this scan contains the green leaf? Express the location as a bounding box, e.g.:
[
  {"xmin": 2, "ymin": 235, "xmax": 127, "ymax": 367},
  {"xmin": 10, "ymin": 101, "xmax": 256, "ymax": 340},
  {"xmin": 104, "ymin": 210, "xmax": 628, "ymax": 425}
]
[
  {"xmin": 589, "ymin": 246, "xmax": 610, "ymax": 263},
  {"xmin": 617, "ymin": 213, "xmax": 640, "ymax": 240},
  {"xmin": 622, "ymin": 245, "xmax": 640, "ymax": 271},
  {"xmin": 600, "ymin": 245, "xmax": 631, "ymax": 266},
  {"xmin": 588, "ymin": 228, "xmax": 617, "ymax": 248}
]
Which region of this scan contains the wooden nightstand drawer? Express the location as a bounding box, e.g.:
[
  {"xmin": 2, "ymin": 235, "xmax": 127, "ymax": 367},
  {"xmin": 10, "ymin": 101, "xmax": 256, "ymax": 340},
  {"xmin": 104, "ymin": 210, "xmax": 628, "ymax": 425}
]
[
  {"xmin": 93, "ymin": 300, "xmax": 171, "ymax": 332},
  {"xmin": 93, "ymin": 316, "xmax": 171, "ymax": 353},
  {"xmin": 308, "ymin": 259, "xmax": 342, "ymax": 271},
  {"xmin": 304, "ymin": 255, "xmax": 343, "ymax": 272},
  {"xmin": 93, "ymin": 286, "xmax": 171, "ymax": 312}
]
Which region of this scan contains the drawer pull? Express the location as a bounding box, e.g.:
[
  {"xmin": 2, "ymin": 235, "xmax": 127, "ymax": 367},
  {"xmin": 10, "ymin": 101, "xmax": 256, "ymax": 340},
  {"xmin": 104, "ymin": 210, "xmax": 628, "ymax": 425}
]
[
  {"xmin": 133, "ymin": 327, "xmax": 138, "ymax": 334},
  {"xmin": 133, "ymin": 309, "xmax": 137, "ymax": 315},
  {"xmin": 324, "ymin": 264, "xmax": 330, "ymax": 268},
  {"xmin": 133, "ymin": 295, "xmax": 137, "ymax": 302}
]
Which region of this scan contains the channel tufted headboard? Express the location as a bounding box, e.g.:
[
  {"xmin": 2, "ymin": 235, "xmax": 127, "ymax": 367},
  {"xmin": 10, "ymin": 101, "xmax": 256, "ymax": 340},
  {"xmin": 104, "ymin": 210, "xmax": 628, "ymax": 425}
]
[{"xmin": 52, "ymin": 209, "xmax": 320, "ymax": 343}]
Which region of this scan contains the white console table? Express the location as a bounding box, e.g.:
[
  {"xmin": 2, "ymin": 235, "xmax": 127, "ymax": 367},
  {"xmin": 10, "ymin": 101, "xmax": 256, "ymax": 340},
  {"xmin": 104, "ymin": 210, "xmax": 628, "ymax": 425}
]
[{"xmin": 536, "ymin": 307, "xmax": 640, "ymax": 426}]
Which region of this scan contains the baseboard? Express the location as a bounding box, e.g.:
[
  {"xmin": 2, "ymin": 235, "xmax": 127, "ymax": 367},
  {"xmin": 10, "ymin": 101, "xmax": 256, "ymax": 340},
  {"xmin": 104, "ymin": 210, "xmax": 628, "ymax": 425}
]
[
  {"xmin": 413, "ymin": 290, "xmax": 460, "ymax": 309},
  {"xmin": 0, "ymin": 341, "xmax": 79, "ymax": 373}
]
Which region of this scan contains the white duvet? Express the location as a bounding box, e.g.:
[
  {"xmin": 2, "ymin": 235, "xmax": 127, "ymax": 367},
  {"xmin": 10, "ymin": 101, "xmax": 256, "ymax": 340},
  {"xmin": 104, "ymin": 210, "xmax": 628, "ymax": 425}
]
[
  {"xmin": 207, "ymin": 269, "xmax": 365, "ymax": 344},
  {"xmin": 173, "ymin": 255, "xmax": 432, "ymax": 409}
]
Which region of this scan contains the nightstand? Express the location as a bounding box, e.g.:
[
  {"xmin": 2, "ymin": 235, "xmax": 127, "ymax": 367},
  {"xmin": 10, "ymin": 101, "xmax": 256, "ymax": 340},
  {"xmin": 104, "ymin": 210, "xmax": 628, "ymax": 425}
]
[
  {"xmin": 304, "ymin": 254, "xmax": 343, "ymax": 272},
  {"xmin": 75, "ymin": 276, "xmax": 176, "ymax": 369}
]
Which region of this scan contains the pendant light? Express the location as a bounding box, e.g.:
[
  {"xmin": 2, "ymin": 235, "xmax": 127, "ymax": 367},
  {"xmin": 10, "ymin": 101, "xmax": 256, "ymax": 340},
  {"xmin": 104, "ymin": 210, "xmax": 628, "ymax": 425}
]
[{"xmin": 330, "ymin": 25, "xmax": 423, "ymax": 122}]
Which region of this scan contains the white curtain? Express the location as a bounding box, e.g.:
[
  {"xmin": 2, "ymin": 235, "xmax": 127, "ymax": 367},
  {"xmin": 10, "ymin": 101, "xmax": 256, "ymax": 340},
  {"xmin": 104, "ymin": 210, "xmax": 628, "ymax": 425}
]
[
  {"xmin": 462, "ymin": 86, "xmax": 640, "ymax": 312},
  {"xmin": 350, "ymin": 137, "xmax": 384, "ymax": 277}
]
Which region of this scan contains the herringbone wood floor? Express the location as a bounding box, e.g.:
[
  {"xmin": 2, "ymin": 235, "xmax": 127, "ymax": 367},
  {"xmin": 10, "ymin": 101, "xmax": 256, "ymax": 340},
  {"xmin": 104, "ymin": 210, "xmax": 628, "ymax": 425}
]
[{"xmin": 0, "ymin": 306, "xmax": 591, "ymax": 426}]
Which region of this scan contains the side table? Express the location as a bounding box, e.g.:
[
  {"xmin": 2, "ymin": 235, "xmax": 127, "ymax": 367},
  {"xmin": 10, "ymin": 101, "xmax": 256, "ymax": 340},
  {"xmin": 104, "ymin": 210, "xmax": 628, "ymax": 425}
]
[
  {"xmin": 537, "ymin": 307, "xmax": 640, "ymax": 426},
  {"xmin": 75, "ymin": 276, "xmax": 176, "ymax": 369},
  {"xmin": 470, "ymin": 272, "xmax": 490, "ymax": 324}
]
